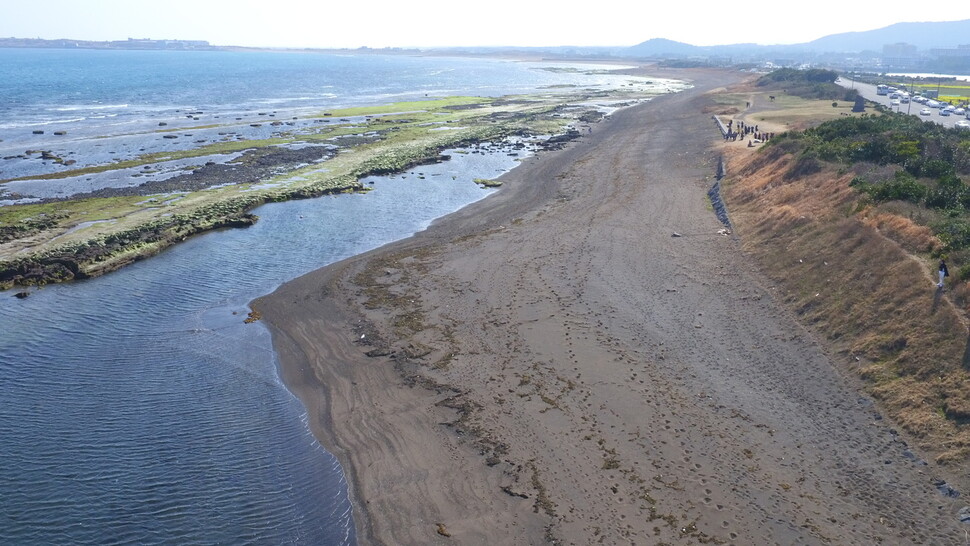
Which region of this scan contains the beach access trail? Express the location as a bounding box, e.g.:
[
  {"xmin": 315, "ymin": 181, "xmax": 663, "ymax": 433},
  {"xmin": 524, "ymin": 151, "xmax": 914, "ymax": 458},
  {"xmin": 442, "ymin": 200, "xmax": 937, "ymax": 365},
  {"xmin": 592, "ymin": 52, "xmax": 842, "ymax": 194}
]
[{"xmin": 255, "ymin": 68, "xmax": 967, "ymax": 545}]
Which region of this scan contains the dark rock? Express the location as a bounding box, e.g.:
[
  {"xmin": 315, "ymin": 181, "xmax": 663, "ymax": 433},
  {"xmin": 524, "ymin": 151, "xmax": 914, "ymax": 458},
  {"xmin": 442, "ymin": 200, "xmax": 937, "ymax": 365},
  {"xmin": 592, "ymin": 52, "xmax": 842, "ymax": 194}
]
[
  {"xmin": 934, "ymin": 479, "xmax": 961, "ymax": 498},
  {"xmin": 32, "ymin": 130, "xmax": 44, "ymax": 135},
  {"xmin": 14, "ymin": 291, "xmax": 30, "ymax": 299},
  {"xmin": 40, "ymin": 145, "xmax": 337, "ymax": 200}
]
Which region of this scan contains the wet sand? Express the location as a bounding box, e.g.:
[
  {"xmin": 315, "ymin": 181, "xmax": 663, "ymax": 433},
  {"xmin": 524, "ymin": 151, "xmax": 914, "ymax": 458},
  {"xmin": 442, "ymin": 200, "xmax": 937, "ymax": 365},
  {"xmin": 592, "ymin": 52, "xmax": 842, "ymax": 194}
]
[{"xmin": 254, "ymin": 67, "xmax": 968, "ymax": 545}]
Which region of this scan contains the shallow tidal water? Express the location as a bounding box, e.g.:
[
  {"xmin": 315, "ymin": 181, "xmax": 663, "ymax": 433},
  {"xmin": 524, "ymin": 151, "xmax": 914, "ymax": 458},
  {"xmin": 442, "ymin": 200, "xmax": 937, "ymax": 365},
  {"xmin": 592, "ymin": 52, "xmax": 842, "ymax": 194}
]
[
  {"xmin": 0, "ymin": 148, "xmax": 517, "ymax": 544},
  {"xmin": 0, "ymin": 49, "xmax": 685, "ymax": 543}
]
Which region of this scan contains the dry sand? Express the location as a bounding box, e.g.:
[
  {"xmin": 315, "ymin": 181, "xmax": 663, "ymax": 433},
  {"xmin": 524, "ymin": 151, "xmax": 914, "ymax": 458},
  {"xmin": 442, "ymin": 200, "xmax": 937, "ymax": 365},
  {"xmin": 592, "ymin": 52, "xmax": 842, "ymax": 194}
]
[{"xmin": 254, "ymin": 68, "xmax": 969, "ymax": 545}]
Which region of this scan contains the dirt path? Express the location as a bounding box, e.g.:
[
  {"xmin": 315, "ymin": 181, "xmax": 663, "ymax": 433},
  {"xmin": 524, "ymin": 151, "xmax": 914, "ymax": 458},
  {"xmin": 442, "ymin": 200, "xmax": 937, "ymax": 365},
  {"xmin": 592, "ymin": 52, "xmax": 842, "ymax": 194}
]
[{"xmin": 256, "ymin": 68, "xmax": 968, "ymax": 545}]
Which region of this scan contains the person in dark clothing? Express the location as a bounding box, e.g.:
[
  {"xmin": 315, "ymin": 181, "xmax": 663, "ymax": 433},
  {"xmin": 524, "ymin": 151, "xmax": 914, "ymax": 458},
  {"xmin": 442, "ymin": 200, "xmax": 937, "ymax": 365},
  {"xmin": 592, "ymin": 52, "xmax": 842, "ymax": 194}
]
[{"xmin": 938, "ymin": 259, "xmax": 949, "ymax": 288}]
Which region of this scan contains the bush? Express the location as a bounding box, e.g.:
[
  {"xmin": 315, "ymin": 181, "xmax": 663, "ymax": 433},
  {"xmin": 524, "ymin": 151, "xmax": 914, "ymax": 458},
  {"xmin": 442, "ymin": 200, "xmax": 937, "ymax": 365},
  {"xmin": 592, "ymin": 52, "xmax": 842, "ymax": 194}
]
[
  {"xmin": 923, "ymin": 158, "xmax": 955, "ymax": 178},
  {"xmin": 934, "ymin": 217, "xmax": 970, "ymax": 250},
  {"xmin": 857, "ymin": 171, "xmax": 928, "ymax": 204}
]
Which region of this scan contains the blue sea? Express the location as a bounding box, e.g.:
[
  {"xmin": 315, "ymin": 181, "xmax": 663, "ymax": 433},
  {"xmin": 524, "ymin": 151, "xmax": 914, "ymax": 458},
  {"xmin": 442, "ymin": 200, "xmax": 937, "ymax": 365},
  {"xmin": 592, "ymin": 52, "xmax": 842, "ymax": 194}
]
[{"xmin": 0, "ymin": 48, "xmax": 678, "ymax": 544}]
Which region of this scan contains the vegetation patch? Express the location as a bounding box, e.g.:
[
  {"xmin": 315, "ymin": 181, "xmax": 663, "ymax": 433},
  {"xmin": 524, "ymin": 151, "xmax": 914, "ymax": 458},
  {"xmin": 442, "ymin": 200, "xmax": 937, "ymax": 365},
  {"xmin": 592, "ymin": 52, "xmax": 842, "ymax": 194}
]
[
  {"xmin": 756, "ymin": 68, "xmax": 861, "ymax": 102},
  {"xmin": 319, "ymin": 96, "xmax": 493, "ymax": 118},
  {"xmin": 2, "ymin": 85, "xmax": 639, "ymax": 288}
]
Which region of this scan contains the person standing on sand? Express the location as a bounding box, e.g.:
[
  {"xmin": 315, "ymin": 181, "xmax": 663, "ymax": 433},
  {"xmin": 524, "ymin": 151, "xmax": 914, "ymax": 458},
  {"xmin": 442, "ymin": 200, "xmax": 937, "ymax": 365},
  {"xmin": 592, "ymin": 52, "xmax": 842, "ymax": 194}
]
[{"xmin": 938, "ymin": 258, "xmax": 949, "ymax": 288}]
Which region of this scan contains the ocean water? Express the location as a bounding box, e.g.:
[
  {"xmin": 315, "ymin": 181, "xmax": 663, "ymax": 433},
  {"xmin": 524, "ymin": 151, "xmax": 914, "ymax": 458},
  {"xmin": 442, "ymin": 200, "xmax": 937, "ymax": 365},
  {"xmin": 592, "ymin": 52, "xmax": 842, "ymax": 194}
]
[
  {"xmin": 0, "ymin": 48, "xmax": 678, "ymax": 544},
  {"xmin": 0, "ymin": 49, "xmax": 676, "ymax": 186}
]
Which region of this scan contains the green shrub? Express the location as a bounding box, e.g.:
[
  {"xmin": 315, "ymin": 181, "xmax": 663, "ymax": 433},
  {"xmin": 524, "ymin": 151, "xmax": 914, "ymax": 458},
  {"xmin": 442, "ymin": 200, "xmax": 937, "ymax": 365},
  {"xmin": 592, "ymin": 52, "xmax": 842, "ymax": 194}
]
[
  {"xmin": 857, "ymin": 171, "xmax": 928, "ymax": 204},
  {"xmin": 934, "ymin": 217, "xmax": 970, "ymax": 250}
]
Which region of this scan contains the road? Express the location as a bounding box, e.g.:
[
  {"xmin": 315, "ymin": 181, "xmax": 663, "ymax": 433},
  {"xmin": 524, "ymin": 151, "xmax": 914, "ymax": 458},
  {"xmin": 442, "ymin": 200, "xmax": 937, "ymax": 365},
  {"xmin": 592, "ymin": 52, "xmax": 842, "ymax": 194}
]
[{"xmin": 837, "ymin": 77, "xmax": 969, "ymax": 129}]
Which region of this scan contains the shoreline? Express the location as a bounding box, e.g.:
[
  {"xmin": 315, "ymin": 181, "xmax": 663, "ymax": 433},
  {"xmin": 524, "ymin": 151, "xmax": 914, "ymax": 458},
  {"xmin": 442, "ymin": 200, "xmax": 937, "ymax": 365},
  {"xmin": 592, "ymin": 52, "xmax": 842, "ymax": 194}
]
[
  {"xmin": 2, "ymin": 60, "xmax": 676, "ymax": 291},
  {"xmin": 256, "ymin": 66, "xmax": 969, "ymax": 544}
]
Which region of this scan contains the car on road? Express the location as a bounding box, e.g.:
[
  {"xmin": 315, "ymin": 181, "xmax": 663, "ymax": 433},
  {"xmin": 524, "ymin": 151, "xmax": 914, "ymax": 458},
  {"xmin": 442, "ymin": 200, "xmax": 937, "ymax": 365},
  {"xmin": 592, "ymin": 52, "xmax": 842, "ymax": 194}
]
[
  {"xmin": 921, "ymin": 107, "xmax": 932, "ymax": 115},
  {"xmin": 955, "ymin": 120, "xmax": 970, "ymax": 130},
  {"xmin": 954, "ymin": 107, "xmax": 966, "ymax": 116},
  {"xmin": 940, "ymin": 109, "xmax": 951, "ymax": 116}
]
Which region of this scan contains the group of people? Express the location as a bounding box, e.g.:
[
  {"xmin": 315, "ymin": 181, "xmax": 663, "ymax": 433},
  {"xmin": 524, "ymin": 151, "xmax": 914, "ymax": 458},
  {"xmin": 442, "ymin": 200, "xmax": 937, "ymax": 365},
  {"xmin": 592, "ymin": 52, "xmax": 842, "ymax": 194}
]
[{"xmin": 722, "ymin": 119, "xmax": 775, "ymax": 144}]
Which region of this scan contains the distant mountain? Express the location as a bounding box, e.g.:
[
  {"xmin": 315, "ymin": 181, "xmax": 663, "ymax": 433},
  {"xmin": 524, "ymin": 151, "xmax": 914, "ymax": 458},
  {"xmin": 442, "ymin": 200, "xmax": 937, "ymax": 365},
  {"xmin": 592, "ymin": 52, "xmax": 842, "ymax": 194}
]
[
  {"xmin": 4, "ymin": 18, "xmax": 968, "ymax": 63},
  {"xmin": 620, "ymin": 19, "xmax": 970, "ymax": 59},
  {"xmin": 804, "ymin": 19, "xmax": 970, "ymax": 52},
  {"xmin": 624, "ymin": 38, "xmax": 701, "ymax": 57}
]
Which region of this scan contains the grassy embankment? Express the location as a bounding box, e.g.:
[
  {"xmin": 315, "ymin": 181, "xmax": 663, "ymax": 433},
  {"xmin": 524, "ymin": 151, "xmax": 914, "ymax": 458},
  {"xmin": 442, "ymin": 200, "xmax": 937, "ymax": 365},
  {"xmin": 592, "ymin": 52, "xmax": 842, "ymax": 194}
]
[
  {"xmin": 714, "ymin": 71, "xmax": 970, "ymax": 467},
  {"xmin": 0, "ymin": 92, "xmax": 622, "ymax": 289}
]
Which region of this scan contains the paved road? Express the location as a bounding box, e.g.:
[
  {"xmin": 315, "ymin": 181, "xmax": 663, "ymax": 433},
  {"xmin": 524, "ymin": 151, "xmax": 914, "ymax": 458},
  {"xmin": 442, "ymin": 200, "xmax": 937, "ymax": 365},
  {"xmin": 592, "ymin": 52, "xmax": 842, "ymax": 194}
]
[{"xmin": 837, "ymin": 77, "xmax": 969, "ymax": 129}]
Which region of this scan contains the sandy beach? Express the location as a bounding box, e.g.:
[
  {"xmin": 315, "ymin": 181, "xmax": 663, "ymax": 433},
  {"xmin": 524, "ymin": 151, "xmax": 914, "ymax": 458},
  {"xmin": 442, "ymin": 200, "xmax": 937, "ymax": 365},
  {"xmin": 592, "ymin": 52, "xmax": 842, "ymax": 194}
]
[{"xmin": 254, "ymin": 67, "xmax": 968, "ymax": 545}]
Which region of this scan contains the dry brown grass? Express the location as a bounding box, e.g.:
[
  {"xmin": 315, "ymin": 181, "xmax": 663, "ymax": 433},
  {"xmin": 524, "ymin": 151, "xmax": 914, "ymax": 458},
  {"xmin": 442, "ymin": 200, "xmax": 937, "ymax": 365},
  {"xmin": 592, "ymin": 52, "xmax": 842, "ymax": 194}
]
[
  {"xmin": 861, "ymin": 211, "xmax": 942, "ymax": 255},
  {"xmin": 723, "ymin": 141, "xmax": 970, "ymax": 466}
]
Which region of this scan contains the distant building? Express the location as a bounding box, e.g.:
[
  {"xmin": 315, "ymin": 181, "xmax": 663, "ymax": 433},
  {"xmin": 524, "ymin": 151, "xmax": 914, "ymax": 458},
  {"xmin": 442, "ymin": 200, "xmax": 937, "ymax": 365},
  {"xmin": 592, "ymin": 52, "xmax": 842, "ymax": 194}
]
[
  {"xmin": 927, "ymin": 44, "xmax": 970, "ymax": 72},
  {"xmin": 882, "ymin": 42, "xmax": 919, "ymax": 69},
  {"xmin": 110, "ymin": 38, "xmax": 212, "ymax": 49},
  {"xmin": 0, "ymin": 37, "xmax": 214, "ymax": 51},
  {"xmin": 929, "ymin": 44, "xmax": 970, "ymax": 59}
]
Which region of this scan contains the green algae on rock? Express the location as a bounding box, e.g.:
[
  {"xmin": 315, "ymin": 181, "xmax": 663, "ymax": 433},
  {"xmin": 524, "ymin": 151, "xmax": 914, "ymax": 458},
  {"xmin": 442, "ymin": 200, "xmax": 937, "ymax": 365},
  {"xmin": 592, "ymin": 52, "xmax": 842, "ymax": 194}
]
[{"xmin": 0, "ymin": 84, "xmax": 676, "ymax": 289}]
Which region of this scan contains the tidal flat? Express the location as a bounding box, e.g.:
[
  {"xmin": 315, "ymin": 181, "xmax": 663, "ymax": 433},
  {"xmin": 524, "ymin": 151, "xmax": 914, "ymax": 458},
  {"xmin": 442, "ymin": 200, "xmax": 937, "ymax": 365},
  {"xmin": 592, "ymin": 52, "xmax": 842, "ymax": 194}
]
[{"xmin": 1, "ymin": 80, "xmax": 680, "ymax": 290}]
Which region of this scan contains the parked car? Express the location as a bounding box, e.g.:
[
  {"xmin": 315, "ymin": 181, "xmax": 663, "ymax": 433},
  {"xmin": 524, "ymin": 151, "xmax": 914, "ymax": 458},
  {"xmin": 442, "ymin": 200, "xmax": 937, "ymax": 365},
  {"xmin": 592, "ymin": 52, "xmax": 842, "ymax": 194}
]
[
  {"xmin": 940, "ymin": 109, "xmax": 951, "ymax": 116},
  {"xmin": 952, "ymin": 107, "xmax": 965, "ymax": 116},
  {"xmin": 920, "ymin": 107, "xmax": 932, "ymax": 116},
  {"xmin": 955, "ymin": 120, "xmax": 970, "ymax": 130}
]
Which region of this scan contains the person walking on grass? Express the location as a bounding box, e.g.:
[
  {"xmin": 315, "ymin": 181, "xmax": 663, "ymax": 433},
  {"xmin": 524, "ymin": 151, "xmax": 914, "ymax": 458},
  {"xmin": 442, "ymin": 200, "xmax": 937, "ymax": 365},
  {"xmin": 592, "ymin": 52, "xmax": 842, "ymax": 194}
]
[{"xmin": 938, "ymin": 258, "xmax": 949, "ymax": 288}]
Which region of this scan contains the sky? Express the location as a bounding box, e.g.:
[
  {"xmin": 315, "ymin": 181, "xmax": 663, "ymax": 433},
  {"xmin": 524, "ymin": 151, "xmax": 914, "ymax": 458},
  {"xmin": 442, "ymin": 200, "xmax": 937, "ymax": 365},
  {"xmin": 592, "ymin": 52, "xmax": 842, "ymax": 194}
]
[{"xmin": 1, "ymin": 0, "xmax": 966, "ymax": 49}]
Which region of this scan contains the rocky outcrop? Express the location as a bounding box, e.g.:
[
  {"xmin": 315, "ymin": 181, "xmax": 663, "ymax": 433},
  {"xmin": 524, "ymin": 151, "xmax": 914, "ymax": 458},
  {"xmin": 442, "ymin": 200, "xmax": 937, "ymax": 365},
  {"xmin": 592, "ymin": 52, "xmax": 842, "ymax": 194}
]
[{"xmin": 0, "ymin": 176, "xmax": 361, "ymax": 290}]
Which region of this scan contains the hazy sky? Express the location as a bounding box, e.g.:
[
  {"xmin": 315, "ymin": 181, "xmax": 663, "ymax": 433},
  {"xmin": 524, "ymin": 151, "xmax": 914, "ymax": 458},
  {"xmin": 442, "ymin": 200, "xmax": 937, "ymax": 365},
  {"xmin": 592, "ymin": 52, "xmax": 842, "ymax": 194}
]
[{"xmin": 2, "ymin": 0, "xmax": 965, "ymax": 49}]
